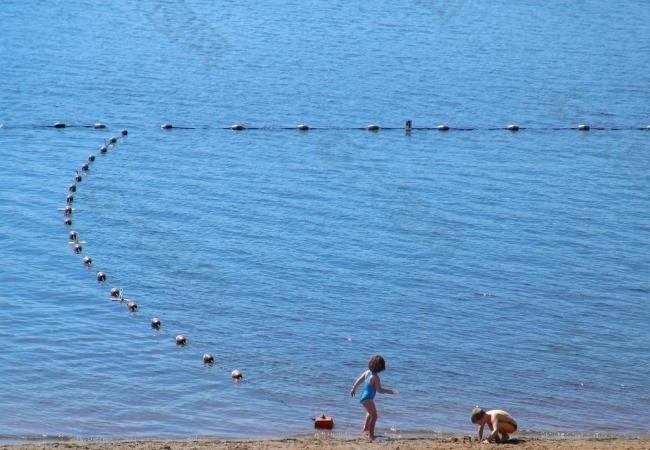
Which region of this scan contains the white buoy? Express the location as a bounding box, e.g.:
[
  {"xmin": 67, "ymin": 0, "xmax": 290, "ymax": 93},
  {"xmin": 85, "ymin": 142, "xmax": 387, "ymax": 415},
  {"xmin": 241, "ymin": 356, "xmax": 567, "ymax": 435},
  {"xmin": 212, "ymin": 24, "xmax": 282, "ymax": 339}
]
[
  {"xmin": 175, "ymin": 334, "xmax": 186, "ymax": 346},
  {"xmin": 231, "ymin": 369, "xmax": 243, "ymax": 380},
  {"xmin": 367, "ymin": 124, "xmax": 380, "ymax": 131},
  {"xmin": 437, "ymin": 124, "xmax": 450, "ymax": 131},
  {"xmin": 231, "ymin": 123, "xmax": 245, "ymax": 131},
  {"xmin": 296, "ymin": 124, "xmax": 309, "ymax": 131},
  {"xmin": 94, "ymin": 123, "xmax": 106, "ymax": 129},
  {"xmin": 577, "ymin": 124, "xmax": 590, "ymax": 131},
  {"xmin": 127, "ymin": 301, "xmax": 138, "ymax": 312},
  {"xmin": 507, "ymin": 124, "xmax": 519, "ymax": 132},
  {"xmin": 161, "ymin": 123, "xmax": 173, "ymax": 130},
  {"xmin": 151, "ymin": 317, "xmax": 161, "ymax": 329},
  {"xmin": 203, "ymin": 353, "xmax": 215, "ymax": 364},
  {"xmin": 53, "ymin": 122, "xmax": 66, "ymax": 128}
]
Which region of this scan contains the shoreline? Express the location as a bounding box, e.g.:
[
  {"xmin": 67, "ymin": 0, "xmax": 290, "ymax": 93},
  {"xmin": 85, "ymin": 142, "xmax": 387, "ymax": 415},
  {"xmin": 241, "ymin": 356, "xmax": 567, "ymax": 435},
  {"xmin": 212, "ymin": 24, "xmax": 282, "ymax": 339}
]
[{"xmin": 3, "ymin": 432, "xmax": 650, "ymax": 450}]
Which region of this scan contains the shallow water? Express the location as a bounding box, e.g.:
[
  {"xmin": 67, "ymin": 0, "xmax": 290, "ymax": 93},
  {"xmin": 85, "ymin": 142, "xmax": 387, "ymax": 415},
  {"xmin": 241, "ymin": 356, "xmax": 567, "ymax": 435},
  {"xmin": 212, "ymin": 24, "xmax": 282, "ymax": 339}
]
[{"xmin": 0, "ymin": 0, "xmax": 649, "ymax": 440}]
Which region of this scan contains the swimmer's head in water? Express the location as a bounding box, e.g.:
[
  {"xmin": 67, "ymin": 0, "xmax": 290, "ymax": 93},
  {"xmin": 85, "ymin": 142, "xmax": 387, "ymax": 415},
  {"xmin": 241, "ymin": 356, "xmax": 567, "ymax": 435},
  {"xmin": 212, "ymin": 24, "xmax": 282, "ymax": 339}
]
[
  {"xmin": 471, "ymin": 406, "xmax": 486, "ymax": 424},
  {"xmin": 368, "ymin": 354, "xmax": 386, "ymax": 373}
]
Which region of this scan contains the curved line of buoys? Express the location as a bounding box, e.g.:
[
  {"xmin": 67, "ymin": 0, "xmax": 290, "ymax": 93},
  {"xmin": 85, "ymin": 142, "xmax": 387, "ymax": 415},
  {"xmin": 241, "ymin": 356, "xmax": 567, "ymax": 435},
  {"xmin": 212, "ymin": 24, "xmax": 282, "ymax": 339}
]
[{"xmin": 59, "ymin": 127, "xmax": 238, "ymax": 376}]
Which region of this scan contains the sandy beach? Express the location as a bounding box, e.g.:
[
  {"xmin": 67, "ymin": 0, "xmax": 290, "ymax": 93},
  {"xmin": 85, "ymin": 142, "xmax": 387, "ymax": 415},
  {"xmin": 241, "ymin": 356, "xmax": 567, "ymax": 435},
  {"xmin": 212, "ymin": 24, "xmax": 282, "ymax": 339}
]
[{"xmin": 4, "ymin": 436, "xmax": 650, "ymax": 450}]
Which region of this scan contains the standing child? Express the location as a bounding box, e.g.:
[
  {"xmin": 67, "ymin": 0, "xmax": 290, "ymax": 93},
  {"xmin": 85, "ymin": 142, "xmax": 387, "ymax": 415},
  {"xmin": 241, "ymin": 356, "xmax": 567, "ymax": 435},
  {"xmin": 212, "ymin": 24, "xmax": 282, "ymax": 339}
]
[{"xmin": 350, "ymin": 354, "xmax": 397, "ymax": 441}]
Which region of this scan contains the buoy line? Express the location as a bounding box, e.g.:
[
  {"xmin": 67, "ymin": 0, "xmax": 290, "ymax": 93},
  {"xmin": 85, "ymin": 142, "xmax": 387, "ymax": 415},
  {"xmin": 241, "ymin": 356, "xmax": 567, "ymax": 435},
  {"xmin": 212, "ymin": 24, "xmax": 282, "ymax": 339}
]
[
  {"xmin": 59, "ymin": 129, "xmax": 244, "ymax": 381},
  {"xmin": 1, "ymin": 121, "xmax": 649, "ymax": 132}
]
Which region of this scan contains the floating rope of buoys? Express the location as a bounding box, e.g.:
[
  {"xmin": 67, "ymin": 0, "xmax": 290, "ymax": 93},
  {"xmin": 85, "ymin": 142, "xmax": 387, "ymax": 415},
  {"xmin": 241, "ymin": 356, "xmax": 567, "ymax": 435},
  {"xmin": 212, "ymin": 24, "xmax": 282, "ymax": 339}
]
[
  {"xmin": 54, "ymin": 127, "xmax": 245, "ymax": 381},
  {"xmin": 3, "ymin": 120, "xmax": 648, "ymax": 131}
]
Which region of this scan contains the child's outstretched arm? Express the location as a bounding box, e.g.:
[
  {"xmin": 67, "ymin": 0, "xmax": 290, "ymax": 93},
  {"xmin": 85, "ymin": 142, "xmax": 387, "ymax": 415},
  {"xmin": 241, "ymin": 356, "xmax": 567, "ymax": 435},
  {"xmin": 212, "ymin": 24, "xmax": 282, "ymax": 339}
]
[
  {"xmin": 477, "ymin": 423, "xmax": 485, "ymax": 441},
  {"xmin": 350, "ymin": 370, "xmax": 366, "ymax": 397},
  {"xmin": 374, "ymin": 375, "xmax": 396, "ymax": 394}
]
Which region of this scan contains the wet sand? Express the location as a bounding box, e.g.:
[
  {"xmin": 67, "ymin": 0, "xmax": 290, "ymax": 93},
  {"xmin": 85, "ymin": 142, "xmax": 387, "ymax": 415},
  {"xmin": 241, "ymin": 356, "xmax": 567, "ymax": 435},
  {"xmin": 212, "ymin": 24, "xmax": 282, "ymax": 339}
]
[{"xmin": 3, "ymin": 436, "xmax": 650, "ymax": 450}]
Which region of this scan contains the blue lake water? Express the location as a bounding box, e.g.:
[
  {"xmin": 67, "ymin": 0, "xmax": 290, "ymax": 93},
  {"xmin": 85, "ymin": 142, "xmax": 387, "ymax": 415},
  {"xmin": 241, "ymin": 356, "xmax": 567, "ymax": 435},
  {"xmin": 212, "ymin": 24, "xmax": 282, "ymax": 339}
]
[{"xmin": 0, "ymin": 0, "xmax": 649, "ymax": 441}]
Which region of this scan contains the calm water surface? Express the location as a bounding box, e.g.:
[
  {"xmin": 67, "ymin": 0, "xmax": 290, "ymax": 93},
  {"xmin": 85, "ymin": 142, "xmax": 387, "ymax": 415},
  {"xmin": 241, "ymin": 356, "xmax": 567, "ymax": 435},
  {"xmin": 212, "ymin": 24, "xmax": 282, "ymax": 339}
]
[{"xmin": 0, "ymin": 0, "xmax": 649, "ymax": 440}]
